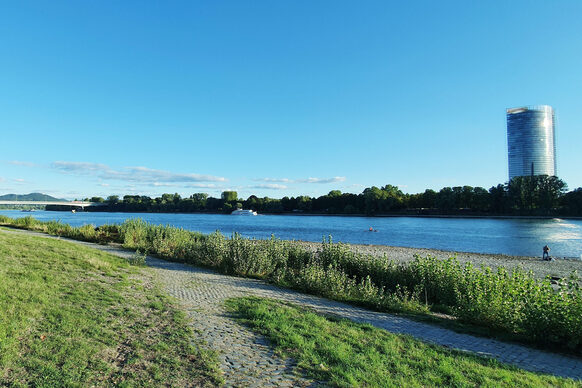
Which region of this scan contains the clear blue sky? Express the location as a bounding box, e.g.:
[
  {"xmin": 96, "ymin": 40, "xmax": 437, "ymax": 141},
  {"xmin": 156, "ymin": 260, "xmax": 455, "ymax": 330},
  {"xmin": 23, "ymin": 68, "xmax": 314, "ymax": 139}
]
[{"xmin": 1, "ymin": 1, "xmax": 581, "ymax": 200}]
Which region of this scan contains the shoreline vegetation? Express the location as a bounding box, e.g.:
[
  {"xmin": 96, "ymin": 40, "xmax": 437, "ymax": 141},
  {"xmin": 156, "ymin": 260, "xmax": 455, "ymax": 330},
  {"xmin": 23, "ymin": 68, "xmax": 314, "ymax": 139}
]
[
  {"xmin": 293, "ymin": 241, "xmax": 582, "ymax": 280},
  {"xmin": 2, "ymin": 215, "xmax": 582, "ymax": 356},
  {"xmin": 8, "ymin": 206, "xmax": 581, "ymax": 220},
  {"xmin": 31, "ymin": 175, "xmax": 582, "ymax": 217}
]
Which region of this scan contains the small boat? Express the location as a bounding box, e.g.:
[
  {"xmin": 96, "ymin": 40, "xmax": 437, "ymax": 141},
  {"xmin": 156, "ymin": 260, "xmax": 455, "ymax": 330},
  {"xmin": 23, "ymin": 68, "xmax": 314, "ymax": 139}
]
[
  {"xmin": 71, "ymin": 209, "xmax": 76, "ymax": 213},
  {"xmin": 231, "ymin": 209, "xmax": 257, "ymax": 216}
]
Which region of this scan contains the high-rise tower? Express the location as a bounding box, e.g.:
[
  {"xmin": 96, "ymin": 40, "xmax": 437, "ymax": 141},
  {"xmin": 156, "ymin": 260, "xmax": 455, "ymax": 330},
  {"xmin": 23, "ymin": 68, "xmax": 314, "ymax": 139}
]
[{"xmin": 506, "ymin": 105, "xmax": 556, "ymax": 180}]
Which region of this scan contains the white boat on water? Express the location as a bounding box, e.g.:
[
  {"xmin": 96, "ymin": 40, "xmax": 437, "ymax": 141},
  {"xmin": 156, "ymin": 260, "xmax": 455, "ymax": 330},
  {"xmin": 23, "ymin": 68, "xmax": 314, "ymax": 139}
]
[{"xmin": 231, "ymin": 209, "xmax": 258, "ymax": 216}]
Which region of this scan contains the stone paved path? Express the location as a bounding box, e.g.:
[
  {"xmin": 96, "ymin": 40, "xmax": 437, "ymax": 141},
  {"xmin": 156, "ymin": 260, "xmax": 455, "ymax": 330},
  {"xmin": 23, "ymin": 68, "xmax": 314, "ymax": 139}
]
[
  {"xmin": 151, "ymin": 259, "xmax": 318, "ymax": 387},
  {"xmin": 145, "ymin": 257, "xmax": 582, "ymax": 382},
  {"xmin": 5, "ymin": 229, "xmax": 582, "ymax": 384}
]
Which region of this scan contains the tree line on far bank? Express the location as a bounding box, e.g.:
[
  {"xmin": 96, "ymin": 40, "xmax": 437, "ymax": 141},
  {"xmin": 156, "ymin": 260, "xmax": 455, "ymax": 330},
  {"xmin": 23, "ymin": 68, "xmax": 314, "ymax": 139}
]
[{"xmin": 79, "ymin": 175, "xmax": 582, "ymax": 217}]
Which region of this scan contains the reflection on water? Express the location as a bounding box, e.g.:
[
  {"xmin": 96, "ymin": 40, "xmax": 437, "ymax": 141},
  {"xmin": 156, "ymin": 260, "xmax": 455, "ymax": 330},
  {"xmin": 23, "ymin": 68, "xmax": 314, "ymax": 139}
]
[
  {"xmin": 1, "ymin": 210, "xmax": 581, "ymax": 258},
  {"xmin": 552, "ymin": 221, "xmax": 580, "ymax": 229},
  {"xmin": 548, "ymin": 232, "xmax": 581, "ymax": 241}
]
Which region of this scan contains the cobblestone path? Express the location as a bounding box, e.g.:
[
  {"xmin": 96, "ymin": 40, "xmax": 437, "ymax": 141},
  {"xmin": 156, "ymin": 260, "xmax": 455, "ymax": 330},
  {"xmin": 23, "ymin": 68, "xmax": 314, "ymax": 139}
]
[
  {"xmin": 149, "ymin": 257, "xmax": 319, "ymax": 387},
  {"xmin": 144, "ymin": 256, "xmax": 582, "ymax": 382},
  {"xmin": 5, "ymin": 230, "xmax": 582, "ymax": 384}
]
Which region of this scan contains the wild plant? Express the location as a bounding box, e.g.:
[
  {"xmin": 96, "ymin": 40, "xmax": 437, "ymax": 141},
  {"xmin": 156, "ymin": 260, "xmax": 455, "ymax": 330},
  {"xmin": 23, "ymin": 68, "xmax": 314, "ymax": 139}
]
[
  {"xmin": 3, "ymin": 214, "xmax": 582, "ymax": 351},
  {"xmin": 292, "ymin": 261, "xmax": 357, "ymax": 300},
  {"xmin": 379, "ymin": 284, "xmax": 427, "ymax": 313},
  {"xmin": 128, "ymin": 249, "xmax": 147, "ymax": 266},
  {"xmin": 119, "ymin": 218, "xmax": 151, "ymax": 251},
  {"xmin": 264, "ymin": 236, "xmax": 292, "ymax": 282},
  {"xmin": 95, "ymin": 224, "xmax": 122, "ymax": 244},
  {"xmin": 77, "ymin": 224, "xmax": 97, "ymax": 241},
  {"xmin": 12, "ymin": 216, "xmax": 41, "ymax": 230},
  {"xmin": 223, "ymin": 233, "xmax": 257, "ymax": 275},
  {"xmin": 199, "ymin": 231, "xmax": 228, "ymax": 268},
  {"xmin": 45, "ymin": 220, "xmax": 74, "ymax": 237}
]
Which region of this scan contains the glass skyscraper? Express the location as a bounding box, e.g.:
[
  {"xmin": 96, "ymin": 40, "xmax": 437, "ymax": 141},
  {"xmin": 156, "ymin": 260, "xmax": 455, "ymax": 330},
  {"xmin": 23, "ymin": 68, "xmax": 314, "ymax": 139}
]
[{"xmin": 506, "ymin": 105, "xmax": 556, "ymax": 180}]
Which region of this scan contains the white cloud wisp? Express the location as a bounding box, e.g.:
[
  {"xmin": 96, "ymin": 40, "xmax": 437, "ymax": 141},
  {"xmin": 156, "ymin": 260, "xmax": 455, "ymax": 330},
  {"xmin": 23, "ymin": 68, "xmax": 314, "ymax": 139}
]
[{"xmin": 51, "ymin": 161, "xmax": 227, "ymax": 184}]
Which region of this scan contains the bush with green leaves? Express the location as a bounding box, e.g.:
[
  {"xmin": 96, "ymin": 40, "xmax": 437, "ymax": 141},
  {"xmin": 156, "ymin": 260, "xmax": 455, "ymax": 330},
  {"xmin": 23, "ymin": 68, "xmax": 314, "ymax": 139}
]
[{"xmin": 128, "ymin": 249, "xmax": 147, "ymax": 266}]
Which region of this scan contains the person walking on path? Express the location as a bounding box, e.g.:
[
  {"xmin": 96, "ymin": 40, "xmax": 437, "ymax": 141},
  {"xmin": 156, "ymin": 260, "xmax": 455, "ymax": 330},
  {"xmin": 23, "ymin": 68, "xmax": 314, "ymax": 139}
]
[{"xmin": 543, "ymin": 245, "xmax": 550, "ymax": 261}]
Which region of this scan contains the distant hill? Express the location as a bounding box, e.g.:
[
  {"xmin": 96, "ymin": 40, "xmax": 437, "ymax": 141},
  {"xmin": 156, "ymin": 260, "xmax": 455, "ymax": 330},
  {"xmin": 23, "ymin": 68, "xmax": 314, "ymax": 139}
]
[{"xmin": 0, "ymin": 193, "xmax": 65, "ymax": 201}]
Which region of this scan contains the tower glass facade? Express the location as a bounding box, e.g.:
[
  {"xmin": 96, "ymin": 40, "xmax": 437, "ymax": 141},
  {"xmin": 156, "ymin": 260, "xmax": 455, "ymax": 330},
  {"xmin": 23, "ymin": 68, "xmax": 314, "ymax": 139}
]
[{"xmin": 506, "ymin": 105, "xmax": 556, "ymax": 180}]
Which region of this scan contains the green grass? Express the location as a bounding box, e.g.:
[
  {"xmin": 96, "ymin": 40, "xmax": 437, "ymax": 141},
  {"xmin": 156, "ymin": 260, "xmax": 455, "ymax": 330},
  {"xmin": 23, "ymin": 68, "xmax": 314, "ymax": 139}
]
[
  {"xmin": 0, "ymin": 229, "xmax": 222, "ymax": 387},
  {"xmin": 3, "ymin": 215, "xmax": 582, "ymax": 354},
  {"xmin": 225, "ymin": 297, "xmax": 581, "ymax": 388}
]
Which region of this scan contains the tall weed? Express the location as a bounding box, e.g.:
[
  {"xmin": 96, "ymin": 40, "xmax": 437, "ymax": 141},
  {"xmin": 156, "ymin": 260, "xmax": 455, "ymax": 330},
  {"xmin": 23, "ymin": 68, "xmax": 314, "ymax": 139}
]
[{"xmin": 2, "ymin": 215, "xmax": 582, "ymax": 352}]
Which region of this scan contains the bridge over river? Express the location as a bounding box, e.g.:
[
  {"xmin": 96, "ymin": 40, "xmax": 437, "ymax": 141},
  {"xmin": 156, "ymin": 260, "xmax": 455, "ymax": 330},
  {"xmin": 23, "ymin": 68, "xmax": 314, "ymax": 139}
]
[{"xmin": 0, "ymin": 201, "xmax": 105, "ymax": 209}]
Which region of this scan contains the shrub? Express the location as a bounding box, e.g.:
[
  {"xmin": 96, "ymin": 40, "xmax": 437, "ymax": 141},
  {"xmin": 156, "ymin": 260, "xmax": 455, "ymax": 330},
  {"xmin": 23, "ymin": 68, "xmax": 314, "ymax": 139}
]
[
  {"xmin": 2, "ymin": 215, "xmax": 581, "ymax": 352},
  {"xmin": 128, "ymin": 249, "xmax": 147, "ymax": 266}
]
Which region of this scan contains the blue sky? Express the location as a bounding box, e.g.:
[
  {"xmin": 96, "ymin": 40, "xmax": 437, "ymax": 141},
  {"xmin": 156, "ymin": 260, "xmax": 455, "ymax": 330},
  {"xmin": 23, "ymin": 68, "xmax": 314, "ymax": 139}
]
[{"xmin": 1, "ymin": 1, "xmax": 581, "ymax": 200}]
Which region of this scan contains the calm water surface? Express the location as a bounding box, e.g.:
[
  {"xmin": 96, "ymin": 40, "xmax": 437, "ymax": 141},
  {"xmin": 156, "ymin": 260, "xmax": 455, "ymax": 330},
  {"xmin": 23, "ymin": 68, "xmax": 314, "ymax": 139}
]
[{"xmin": 1, "ymin": 210, "xmax": 581, "ymax": 258}]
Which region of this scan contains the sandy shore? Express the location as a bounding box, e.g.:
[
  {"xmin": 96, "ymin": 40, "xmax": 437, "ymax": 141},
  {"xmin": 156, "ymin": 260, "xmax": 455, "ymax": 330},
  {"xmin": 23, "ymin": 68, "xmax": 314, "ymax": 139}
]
[{"xmin": 294, "ymin": 241, "xmax": 582, "ymax": 280}]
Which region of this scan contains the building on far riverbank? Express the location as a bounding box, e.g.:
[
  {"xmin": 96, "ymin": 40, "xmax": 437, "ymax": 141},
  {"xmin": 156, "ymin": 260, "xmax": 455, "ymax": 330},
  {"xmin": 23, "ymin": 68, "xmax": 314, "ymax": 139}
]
[{"xmin": 507, "ymin": 105, "xmax": 557, "ymax": 180}]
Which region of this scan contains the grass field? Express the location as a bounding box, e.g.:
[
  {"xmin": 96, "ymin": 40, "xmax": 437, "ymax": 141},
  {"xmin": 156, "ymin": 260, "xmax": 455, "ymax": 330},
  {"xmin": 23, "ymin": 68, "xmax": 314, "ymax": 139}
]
[
  {"xmin": 0, "ymin": 229, "xmax": 222, "ymax": 387},
  {"xmin": 225, "ymin": 297, "xmax": 581, "ymax": 388}
]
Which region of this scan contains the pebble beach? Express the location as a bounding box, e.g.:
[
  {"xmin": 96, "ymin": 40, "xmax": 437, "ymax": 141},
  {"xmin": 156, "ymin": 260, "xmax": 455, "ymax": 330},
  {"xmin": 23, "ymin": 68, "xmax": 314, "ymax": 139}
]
[{"xmin": 296, "ymin": 241, "xmax": 582, "ymax": 280}]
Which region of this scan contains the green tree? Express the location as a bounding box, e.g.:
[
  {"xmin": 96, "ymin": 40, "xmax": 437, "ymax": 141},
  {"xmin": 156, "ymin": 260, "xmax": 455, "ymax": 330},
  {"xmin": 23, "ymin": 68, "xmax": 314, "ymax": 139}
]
[
  {"xmin": 420, "ymin": 189, "xmax": 437, "ymax": 209},
  {"xmin": 381, "ymin": 184, "xmax": 405, "ymax": 210},
  {"xmin": 436, "ymin": 187, "xmax": 455, "ymax": 211},
  {"xmin": 280, "ymin": 196, "xmax": 295, "ymax": 211},
  {"xmin": 536, "ymin": 175, "xmax": 567, "ymax": 212},
  {"xmin": 489, "ymin": 184, "xmax": 509, "ymax": 213},
  {"xmin": 221, "ymin": 191, "xmax": 238, "ymax": 203},
  {"xmin": 561, "ymin": 188, "xmax": 582, "ymax": 215},
  {"xmin": 190, "ymin": 193, "xmax": 208, "ymax": 202},
  {"xmin": 459, "ymin": 186, "xmax": 474, "ymax": 209},
  {"xmin": 296, "ymin": 196, "xmax": 312, "ymax": 211},
  {"xmin": 363, "ymin": 186, "xmax": 384, "ymax": 214},
  {"xmin": 223, "ymin": 202, "xmax": 233, "ymax": 213},
  {"xmin": 245, "ymin": 195, "xmax": 260, "ymax": 210},
  {"xmin": 508, "ymin": 177, "xmax": 535, "ymax": 212},
  {"xmin": 508, "ymin": 175, "xmax": 566, "ymax": 213},
  {"xmin": 190, "ymin": 193, "xmax": 208, "ymax": 210},
  {"xmin": 472, "ymin": 187, "xmax": 490, "ymax": 211},
  {"xmin": 161, "ymin": 193, "xmax": 181, "ymax": 204}
]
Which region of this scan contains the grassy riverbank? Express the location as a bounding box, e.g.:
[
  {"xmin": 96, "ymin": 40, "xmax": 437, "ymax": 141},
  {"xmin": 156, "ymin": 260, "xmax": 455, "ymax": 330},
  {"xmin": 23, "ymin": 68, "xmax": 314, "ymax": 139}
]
[
  {"xmin": 2, "ymin": 215, "xmax": 582, "ymax": 354},
  {"xmin": 0, "ymin": 229, "xmax": 222, "ymax": 387},
  {"xmin": 226, "ymin": 297, "xmax": 579, "ymax": 387}
]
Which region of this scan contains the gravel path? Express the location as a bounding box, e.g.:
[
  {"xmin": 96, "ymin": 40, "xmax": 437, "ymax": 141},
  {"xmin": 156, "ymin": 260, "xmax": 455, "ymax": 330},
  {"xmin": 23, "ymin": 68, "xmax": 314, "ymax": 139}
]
[{"xmin": 4, "ymin": 228, "xmax": 582, "ymax": 384}]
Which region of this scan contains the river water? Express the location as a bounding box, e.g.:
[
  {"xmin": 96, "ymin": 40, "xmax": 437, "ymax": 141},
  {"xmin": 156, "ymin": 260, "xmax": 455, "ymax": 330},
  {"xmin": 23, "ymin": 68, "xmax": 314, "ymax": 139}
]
[{"xmin": 1, "ymin": 210, "xmax": 581, "ymax": 258}]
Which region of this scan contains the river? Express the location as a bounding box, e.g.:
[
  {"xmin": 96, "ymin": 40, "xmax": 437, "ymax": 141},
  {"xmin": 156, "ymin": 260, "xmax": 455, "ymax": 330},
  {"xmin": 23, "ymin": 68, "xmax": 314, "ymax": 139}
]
[{"xmin": 1, "ymin": 210, "xmax": 581, "ymax": 258}]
